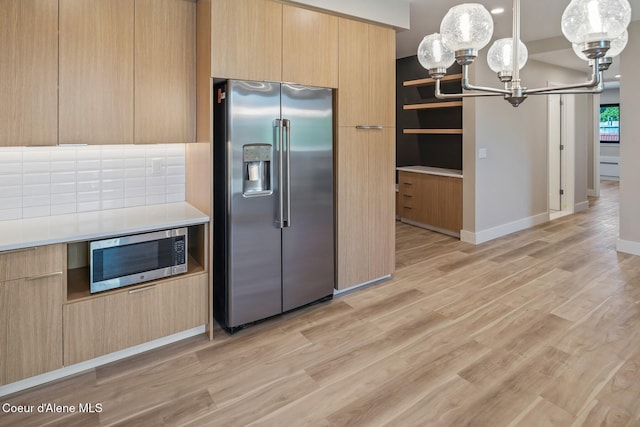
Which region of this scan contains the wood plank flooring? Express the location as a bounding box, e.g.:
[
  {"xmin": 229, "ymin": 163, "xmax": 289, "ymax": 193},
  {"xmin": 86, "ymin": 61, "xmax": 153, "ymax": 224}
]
[{"xmin": 2, "ymin": 180, "xmax": 640, "ymax": 426}]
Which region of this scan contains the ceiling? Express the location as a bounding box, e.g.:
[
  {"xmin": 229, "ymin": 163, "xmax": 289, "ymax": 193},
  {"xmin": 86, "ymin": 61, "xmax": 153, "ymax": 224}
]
[{"xmin": 396, "ymin": 0, "xmax": 640, "ymax": 80}]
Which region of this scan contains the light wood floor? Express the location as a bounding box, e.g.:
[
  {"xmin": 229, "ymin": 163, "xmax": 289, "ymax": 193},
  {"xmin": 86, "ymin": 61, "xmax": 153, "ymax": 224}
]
[{"xmin": 3, "ymin": 181, "xmax": 640, "ymax": 427}]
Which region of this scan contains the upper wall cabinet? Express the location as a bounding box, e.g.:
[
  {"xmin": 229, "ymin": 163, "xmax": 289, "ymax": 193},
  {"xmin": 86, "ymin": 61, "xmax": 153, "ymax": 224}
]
[
  {"xmin": 59, "ymin": 0, "xmax": 134, "ymax": 145},
  {"xmin": 211, "ymin": 0, "xmax": 282, "ymax": 82},
  {"xmin": 338, "ymin": 19, "xmax": 395, "ymax": 127},
  {"xmin": 0, "ymin": 0, "xmax": 58, "ymax": 146},
  {"xmin": 59, "ymin": 0, "xmax": 195, "ymax": 145},
  {"xmin": 282, "ymin": 5, "xmax": 338, "ymax": 88},
  {"xmin": 211, "ymin": 0, "xmax": 338, "ymax": 88},
  {"xmin": 135, "ymin": 0, "xmax": 196, "ymax": 144}
]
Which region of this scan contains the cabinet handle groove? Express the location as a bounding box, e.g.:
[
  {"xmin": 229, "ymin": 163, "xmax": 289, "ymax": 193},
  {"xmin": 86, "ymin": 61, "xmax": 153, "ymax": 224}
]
[
  {"xmin": 355, "ymin": 125, "xmax": 383, "ymax": 130},
  {"xmin": 128, "ymin": 285, "xmax": 157, "ymax": 294},
  {"xmin": 26, "ymin": 271, "xmax": 63, "ymax": 281}
]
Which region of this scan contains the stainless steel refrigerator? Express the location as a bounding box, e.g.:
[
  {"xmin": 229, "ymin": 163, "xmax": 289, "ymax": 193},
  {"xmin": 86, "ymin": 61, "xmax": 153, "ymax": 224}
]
[{"xmin": 213, "ymin": 80, "xmax": 334, "ymax": 333}]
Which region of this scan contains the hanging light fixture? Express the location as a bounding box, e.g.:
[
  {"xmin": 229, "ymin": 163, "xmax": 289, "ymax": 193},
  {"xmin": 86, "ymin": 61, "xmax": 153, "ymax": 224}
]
[{"xmin": 417, "ymin": 0, "xmax": 633, "ymax": 107}]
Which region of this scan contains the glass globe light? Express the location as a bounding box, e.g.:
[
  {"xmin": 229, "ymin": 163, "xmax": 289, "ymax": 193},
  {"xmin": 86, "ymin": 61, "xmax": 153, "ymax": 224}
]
[
  {"xmin": 572, "ymin": 42, "xmax": 591, "ymax": 61},
  {"xmin": 607, "ymin": 29, "xmax": 629, "ymax": 57},
  {"xmin": 440, "ymin": 3, "xmax": 494, "ymax": 52},
  {"xmin": 561, "ymin": 0, "xmax": 631, "ymax": 44},
  {"xmin": 417, "ymin": 33, "xmax": 455, "ymax": 76},
  {"xmin": 573, "ymin": 29, "xmax": 627, "ymax": 61},
  {"xmin": 487, "ymin": 38, "xmax": 528, "ymax": 74}
]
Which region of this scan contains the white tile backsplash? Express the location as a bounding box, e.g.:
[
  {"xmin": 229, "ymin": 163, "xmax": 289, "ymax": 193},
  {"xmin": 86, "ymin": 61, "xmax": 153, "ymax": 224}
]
[
  {"xmin": 0, "ymin": 208, "xmax": 22, "ymax": 221},
  {"xmin": 0, "ymin": 144, "xmax": 186, "ymax": 221}
]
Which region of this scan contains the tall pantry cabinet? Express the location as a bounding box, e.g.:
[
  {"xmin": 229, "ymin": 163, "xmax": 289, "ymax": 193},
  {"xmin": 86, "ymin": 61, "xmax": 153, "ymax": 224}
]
[{"xmin": 336, "ymin": 19, "xmax": 396, "ymax": 290}]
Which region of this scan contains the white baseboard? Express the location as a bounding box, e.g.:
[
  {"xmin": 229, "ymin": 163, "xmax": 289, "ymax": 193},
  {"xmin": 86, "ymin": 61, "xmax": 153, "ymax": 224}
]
[
  {"xmin": 460, "ymin": 212, "xmax": 549, "ymax": 245},
  {"xmin": 575, "ymin": 201, "xmax": 589, "ymax": 213},
  {"xmin": 0, "ymin": 326, "xmax": 206, "ymax": 397},
  {"xmin": 334, "ymin": 275, "xmax": 391, "ymax": 295},
  {"xmin": 617, "ymin": 239, "xmax": 640, "ymax": 256}
]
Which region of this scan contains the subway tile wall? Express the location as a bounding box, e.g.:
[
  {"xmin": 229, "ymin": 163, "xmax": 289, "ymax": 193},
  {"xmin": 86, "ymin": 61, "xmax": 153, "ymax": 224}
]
[{"xmin": 0, "ymin": 144, "xmax": 186, "ymax": 221}]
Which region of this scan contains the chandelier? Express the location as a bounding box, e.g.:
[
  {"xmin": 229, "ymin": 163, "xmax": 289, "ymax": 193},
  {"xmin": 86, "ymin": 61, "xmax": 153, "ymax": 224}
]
[{"xmin": 417, "ymin": 0, "xmax": 632, "ymax": 107}]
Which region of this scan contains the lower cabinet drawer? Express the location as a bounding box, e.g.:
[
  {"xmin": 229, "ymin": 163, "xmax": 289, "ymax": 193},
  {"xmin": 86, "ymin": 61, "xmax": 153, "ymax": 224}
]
[
  {"xmin": 63, "ymin": 273, "xmax": 208, "ymax": 366},
  {"xmin": 0, "ymin": 244, "xmax": 65, "ymax": 282}
]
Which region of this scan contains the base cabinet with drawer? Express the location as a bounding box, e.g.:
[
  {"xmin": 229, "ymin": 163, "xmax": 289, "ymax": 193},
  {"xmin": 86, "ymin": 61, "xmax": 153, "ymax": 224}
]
[
  {"xmin": 0, "ymin": 245, "xmax": 65, "ymax": 386},
  {"xmin": 398, "ymin": 171, "xmax": 463, "ymax": 234},
  {"xmin": 63, "ymin": 273, "xmax": 207, "ymax": 365},
  {"xmin": 0, "ymin": 222, "xmax": 209, "ymax": 389}
]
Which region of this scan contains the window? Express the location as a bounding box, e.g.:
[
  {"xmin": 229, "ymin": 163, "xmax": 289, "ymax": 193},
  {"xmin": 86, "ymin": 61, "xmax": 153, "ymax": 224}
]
[{"xmin": 600, "ymin": 103, "xmax": 620, "ymax": 143}]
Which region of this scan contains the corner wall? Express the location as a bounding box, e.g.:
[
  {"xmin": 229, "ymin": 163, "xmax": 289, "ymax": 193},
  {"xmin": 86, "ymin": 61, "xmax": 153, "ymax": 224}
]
[
  {"xmin": 617, "ymin": 21, "xmax": 640, "ymax": 255},
  {"xmin": 462, "ymin": 57, "xmax": 591, "ymax": 243}
]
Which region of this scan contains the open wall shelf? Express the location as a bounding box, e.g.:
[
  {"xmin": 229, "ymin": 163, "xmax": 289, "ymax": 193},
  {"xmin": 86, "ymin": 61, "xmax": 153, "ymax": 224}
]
[
  {"xmin": 403, "ymin": 73, "xmax": 463, "ymax": 87},
  {"xmin": 403, "ymin": 101, "xmax": 462, "ymax": 110},
  {"xmin": 396, "ymin": 57, "xmax": 463, "ymax": 172},
  {"xmin": 403, "ymin": 129, "xmax": 463, "ymax": 135}
]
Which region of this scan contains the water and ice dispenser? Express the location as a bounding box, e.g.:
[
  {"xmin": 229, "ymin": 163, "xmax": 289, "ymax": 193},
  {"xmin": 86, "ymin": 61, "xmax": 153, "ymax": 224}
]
[{"xmin": 242, "ymin": 144, "xmax": 272, "ymax": 196}]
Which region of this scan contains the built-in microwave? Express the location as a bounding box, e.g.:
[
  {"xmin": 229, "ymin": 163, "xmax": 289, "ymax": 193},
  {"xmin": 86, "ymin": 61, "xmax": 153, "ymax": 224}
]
[{"xmin": 89, "ymin": 227, "xmax": 188, "ymax": 293}]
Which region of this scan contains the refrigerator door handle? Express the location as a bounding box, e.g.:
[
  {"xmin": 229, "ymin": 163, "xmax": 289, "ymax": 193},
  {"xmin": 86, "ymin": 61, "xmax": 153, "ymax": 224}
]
[
  {"xmin": 275, "ymin": 119, "xmax": 285, "ymax": 229},
  {"xmin": 283, "ymin": 118, "xmax": 292, "ymax": 227}
]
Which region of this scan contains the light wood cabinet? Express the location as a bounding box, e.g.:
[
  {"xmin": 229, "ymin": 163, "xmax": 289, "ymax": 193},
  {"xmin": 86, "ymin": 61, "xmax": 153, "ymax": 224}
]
[
  {"xmin": 338, "ymin": 18, "xmax": 395, "ymax": 127},
  {"xmin": 337, "ymin": 127, "xmax": 395, "ymax": 290},
  {"xmin": 59, "ymin": 0, "xmax": 134, "ymax": 144},
  {"xmin": 336, "ymin": 18, "xmax": 396, "ymax": 290},
  {"xmin": 0, "ymin": 245, "xmax": 65, "ymax": 385},
  {"xmin": 0, "ymin": 0, "xmax": 58, "ymax": 146},
  {"xmin": 64, "ymin": 273, "xmax": 207, "ymax": 365},
  {"xmin": 135, "ymin": 0, "xmax": 196, "ymax": 144},
  {"xmin": 210, "ymin": 0, "xmax": 338, "ymax": 88},
  {"xmin": 211, "ymin": 0, "xmax": 282, "ymax": 82},
  {"xmin": 369, "ymin": 128, "xmax": 396, "ymax": 279},
  {"xmin": 0, "ymin": 245, "xmax": 66, "ymax": 284},
  {"xmin": 337, "ymin": 128, "xmax": 370, "ymax": 287},
  {"xmin": 398, "ymin": 171, "xmax": 463, "ymax": 234},
  {"xmin": 282, "ymin": 5, "xmax": 338, "ymax": 89}
]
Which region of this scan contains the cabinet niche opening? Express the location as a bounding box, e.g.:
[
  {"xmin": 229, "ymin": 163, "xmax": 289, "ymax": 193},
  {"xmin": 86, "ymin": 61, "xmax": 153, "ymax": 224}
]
[{"xmin": 66, "ymin": 223, "xmax": 207, "ymax": 302}]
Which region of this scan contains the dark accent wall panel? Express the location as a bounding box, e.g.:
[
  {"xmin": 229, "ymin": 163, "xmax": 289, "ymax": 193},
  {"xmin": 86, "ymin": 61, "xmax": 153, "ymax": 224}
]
[{"xmin": 396, "ymin": 56, "xmax": 463, "ymax": 172}]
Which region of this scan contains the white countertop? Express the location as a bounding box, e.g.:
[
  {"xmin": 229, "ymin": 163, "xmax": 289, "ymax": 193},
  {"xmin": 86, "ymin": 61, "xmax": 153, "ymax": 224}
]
[
  {"xmin": 397, "ymin": 166, "xmax": 463, "ymax": 178},
  {"xmin": 0, "ymin": 203, "xmax": 210, "ymax": 252}
]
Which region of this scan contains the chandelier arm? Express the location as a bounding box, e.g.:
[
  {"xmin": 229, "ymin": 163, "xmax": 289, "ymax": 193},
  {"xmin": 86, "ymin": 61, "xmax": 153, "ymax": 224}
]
[
  {"xmin": 435, "ymin": 79, "xmax": 505, "ymax": 99},
  {"xmin": 460, "ymin": 64, "xmax": 511, "ymax": 95},
  {"xmin": 524, "ymin": 59, "xmax": 602, "ymax": 95},
  {"xmin": 533, "ymin": 82, "xmax": 605, "ymax": 95}
]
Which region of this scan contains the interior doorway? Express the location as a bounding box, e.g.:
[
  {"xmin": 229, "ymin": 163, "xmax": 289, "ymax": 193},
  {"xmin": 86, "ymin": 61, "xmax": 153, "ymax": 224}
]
[{"xmin": 547, "ymin": 90, "xmax": 575, "ymax": 220}]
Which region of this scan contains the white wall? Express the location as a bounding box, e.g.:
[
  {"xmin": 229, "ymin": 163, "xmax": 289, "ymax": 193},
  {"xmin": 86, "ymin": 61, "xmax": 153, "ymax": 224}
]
[
  {"xmin": 461, "ymin": 57, "xmax": 592, "ymax": 243},
  {"xmin": 600, "ymin": 87, "xmax": 620, "ymax": 104},
  {"xmin": 617, "ymin": 21, "xmax": 640, "ymax": 255},
  {"xmin": 283, "ymin": 0, "xmax": 410, "ymax": 29}
]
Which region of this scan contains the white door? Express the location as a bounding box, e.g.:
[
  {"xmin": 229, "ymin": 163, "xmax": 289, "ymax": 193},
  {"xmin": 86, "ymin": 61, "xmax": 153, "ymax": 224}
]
[{"xmin": 548, "ymin": 94, "xmax": 563, "ymax": 212}]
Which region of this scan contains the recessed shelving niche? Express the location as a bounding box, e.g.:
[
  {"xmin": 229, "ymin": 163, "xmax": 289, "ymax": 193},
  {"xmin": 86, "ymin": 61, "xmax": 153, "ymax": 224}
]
[{"xmin": 396, "ymin": 57, "xmax": 463, "ymax": 171}]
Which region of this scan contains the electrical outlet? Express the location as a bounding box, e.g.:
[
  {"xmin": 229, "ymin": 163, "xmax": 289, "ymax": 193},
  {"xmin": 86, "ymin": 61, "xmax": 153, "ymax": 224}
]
[{"xmin": 479, "ymin": 148, "xmax": 488, "ymax": 159}]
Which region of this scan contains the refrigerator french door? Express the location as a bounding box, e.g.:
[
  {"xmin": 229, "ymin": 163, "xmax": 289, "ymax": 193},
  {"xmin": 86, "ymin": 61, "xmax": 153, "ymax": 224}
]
[{"xmin": 213, "ymin": 80, "xmax": 334, "ymax": 333}]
